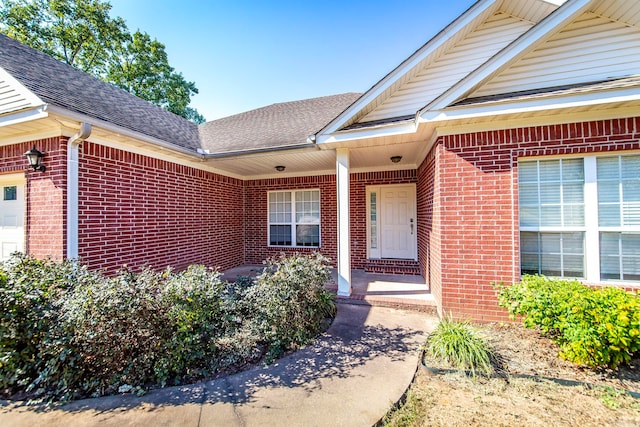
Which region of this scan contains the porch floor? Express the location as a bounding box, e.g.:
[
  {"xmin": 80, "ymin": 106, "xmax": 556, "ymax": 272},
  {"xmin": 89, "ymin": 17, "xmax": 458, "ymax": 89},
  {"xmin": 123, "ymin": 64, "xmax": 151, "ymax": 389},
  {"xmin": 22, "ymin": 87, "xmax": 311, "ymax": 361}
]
[{"xmin": 220, "ymin": 264, "xmax": 436, "ymax": 313}]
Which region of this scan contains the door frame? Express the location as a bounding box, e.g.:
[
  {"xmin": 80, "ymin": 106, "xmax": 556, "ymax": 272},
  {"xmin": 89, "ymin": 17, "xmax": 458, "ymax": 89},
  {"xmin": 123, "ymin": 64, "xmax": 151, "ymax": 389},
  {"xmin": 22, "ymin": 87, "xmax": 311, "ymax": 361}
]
[
  {"xmin": 0, "ymin": 173, "xmax": 26, "ymax": 260},
  {"xmin": 366, "ymin": 183, "xmax": 417, "ymax": 261}
]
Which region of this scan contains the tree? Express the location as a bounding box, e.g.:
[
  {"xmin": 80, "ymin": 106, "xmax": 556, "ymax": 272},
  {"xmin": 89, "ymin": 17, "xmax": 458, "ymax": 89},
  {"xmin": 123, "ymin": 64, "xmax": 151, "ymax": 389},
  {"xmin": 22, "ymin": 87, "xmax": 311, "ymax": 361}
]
[
  {"xmin": 0, "ymin": 0, "xmax": 205, "ymax": 124},
  {"xmin": 107, "ymin": 31, "xmax": 205, "ymax": 124}
]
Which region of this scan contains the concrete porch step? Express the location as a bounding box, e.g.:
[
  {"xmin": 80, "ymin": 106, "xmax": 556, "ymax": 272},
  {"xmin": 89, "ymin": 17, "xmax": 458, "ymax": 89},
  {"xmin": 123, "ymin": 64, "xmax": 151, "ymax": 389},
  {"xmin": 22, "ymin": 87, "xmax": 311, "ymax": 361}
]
[{"xmin": 332, "ymin": 291, "xmax": 437, "ymax": 314}]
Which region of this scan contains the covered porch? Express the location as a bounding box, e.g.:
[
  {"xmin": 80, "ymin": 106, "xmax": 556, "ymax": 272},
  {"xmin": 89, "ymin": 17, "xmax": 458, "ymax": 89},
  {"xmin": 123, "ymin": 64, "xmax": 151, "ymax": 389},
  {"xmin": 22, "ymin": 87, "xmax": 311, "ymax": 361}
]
[{"xmin": 220, "ymin": 265, "xmax": 436, "ymax": 313}]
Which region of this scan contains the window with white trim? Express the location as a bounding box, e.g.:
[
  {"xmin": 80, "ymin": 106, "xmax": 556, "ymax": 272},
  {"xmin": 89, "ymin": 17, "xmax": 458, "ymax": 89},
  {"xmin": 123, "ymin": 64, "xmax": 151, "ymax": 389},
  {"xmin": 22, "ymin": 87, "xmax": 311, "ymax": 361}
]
[
  {"xmin": 597, "ymin": 156, "xmax": 640, "ymax": 281},
  {"xmin": 268, "ymin": 189, "xmax": 320, "ymax": 247},
  {"xmin": 518, "ymin": 154, "xmax": 640, "ymax": 282}
]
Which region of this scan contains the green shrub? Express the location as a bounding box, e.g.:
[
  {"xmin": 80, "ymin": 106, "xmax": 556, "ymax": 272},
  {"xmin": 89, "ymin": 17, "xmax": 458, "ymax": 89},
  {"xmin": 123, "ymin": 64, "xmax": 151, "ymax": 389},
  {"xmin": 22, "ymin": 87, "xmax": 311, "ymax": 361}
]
[
  {"xmin": 62, "ymin": 267, "xmax": 173, "ymax": 394},
  {"xmin": 497, "ymin": 275, "xmax": 640, "ymax": 369},
  {"xmin": 0, "ymin": 253, "xmax": 336, "ymax": 402},
  {"xmin": 156, "ymin": 265, "xmax": 229, "ymax": 384},
  {"xmin": 246, "ymin": 252, "xmax": 336, "ymax": 361},
  {"xmin": 0, "ymin": 254, "xmax": 99, "ymax": 400},
  {"xmin": 424, "ymin": 316, "xmax": 494, "ymax": 377}
]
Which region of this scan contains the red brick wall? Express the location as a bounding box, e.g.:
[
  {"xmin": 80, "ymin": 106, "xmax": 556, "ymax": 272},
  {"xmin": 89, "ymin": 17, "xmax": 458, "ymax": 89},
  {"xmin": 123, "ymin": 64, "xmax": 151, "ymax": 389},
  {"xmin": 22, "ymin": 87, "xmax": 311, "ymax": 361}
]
[
  {"xmin": 77, "ymin": 142, "xmax": 244, "ymax": 273},
  {"xmin": 417, "ymin": 145, "xmax": 442, "ymax": 315},
  {"xmin": 0, "ymin": 138, "xmax": 67, "ymax": 259},
  {"xmin": 423, "ymin": 117, "xmax": 640, "ymax": 322},
  {"xmin": 244, "ymin": 170, "xmax": 416, "ymax": 268},
  {"xmin": 244, "ymin": 175, "xmax": 338, "ymax": 265}
]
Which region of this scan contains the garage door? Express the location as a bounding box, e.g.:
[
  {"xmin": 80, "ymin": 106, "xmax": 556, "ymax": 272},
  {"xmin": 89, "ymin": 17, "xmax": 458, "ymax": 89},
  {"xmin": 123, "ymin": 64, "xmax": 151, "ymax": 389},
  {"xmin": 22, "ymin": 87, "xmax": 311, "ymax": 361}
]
[{"xmin": 0, "ymin": 175, "xmax": 25, "ymax": 261}]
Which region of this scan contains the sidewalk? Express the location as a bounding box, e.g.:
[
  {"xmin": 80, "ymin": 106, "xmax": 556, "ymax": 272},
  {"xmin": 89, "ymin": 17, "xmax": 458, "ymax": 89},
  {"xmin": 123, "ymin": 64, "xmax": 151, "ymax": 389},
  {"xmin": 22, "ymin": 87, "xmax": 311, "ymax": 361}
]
[{"xmin": 0, "ymin": 304, "xmax": 437, "ymax": 427}]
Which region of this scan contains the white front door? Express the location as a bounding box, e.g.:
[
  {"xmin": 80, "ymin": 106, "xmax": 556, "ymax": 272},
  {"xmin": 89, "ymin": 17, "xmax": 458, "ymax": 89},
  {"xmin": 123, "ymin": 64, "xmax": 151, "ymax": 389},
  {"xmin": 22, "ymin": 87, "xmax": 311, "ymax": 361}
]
[
  {"xmin": 368, "ymin": 184, "xmax": 416, "ymax": 260},
  {"xmin": 0, "ymin": 175, "xmax": 25, "ymax": 261}
]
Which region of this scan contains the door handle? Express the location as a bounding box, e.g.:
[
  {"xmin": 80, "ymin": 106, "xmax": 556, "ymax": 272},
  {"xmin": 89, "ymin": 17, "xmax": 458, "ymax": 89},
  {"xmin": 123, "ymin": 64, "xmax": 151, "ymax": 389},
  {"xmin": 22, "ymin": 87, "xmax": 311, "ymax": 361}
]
[{"xmin": 410, "ymin": 218, "xmax": 414, "ymax": 235}]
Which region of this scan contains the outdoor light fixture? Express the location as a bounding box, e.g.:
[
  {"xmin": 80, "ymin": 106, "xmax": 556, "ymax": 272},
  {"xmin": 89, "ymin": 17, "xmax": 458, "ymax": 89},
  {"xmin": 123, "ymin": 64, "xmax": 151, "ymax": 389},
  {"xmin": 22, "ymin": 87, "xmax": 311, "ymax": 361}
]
[
  {"xmin": 390, "ymin": 156, "xmax": 402, "ymax": 164},
  {"xmin": 275, "ymin": 165, "xmax": 285, "ymax": 172},
  {"xmin": 25, "ymin": 146, "xmax": 46, "ymax": 172}
]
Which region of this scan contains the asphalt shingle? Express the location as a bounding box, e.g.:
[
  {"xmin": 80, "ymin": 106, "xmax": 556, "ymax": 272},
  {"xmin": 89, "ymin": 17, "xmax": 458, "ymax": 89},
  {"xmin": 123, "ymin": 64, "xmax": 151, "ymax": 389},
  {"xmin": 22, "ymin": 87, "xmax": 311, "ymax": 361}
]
[
  {"xmin": 0, "ymin": 34, "xmax": 361, "ymax": 155},
  {"xmin": 198, "ymin": 93, "xmax": 361, "ymax": 154}
]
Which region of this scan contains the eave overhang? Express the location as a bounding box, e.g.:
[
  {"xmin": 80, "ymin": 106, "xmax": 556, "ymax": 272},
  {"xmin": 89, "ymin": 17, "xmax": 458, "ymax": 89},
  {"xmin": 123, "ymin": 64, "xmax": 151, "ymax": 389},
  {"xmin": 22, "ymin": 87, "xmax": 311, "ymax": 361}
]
[{"xmin": 421, "ymin": 86, "xmax": 640, "ymax": 123}]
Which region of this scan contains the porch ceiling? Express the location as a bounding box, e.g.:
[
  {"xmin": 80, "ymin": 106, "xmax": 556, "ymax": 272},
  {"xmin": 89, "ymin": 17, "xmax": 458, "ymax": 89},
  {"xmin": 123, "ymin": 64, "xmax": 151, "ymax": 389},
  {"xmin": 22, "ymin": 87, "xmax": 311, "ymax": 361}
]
[{"xmin": 204, "ymin": 139, "xmax": 425, "ymax": 179}]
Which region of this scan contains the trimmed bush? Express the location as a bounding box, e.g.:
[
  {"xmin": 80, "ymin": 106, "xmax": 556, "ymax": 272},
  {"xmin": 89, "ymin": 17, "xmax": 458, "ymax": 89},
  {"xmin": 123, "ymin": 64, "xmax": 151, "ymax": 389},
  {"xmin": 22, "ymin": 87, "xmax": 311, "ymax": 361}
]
[
  {"xmin": 0, "ymin": 252, "xmax": 335, "ymax": 402},
  {"xmin": 424, "ymin": 316, "xmax": 494, "ymax": 377},
  {"xmin": 0, "ymin": 254, "xmax": 100, "ymax": 401},
  {"xmin": 245, "ymin": 252, "xmax": 336, "ymax": 361},
  {"xmin": 497, "ymin": 275, "xmax": 640, "ymax": 369}
]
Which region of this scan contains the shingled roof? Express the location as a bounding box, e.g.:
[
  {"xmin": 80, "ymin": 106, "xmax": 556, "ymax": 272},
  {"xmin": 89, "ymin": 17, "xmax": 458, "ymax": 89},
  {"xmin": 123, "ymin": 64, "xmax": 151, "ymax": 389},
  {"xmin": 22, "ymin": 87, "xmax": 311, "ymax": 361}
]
[
  {"xmin": 0, "ymin": 34, "xmax": 362, "ymax": 156},
  {"xmin": 199, "ymin": 93, "xmax": 361, "ymax": 154},
  {"xmin": 0, "ymin": 33, "xmax": 199, "ymax": 151}
]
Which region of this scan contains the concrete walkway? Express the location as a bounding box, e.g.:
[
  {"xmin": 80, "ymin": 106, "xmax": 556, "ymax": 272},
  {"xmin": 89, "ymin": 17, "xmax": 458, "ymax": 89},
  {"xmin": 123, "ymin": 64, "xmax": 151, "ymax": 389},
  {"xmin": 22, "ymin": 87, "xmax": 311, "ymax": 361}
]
[{"xmin": 0, "ymin": 304, "xmax": 437, "ymax": 427}]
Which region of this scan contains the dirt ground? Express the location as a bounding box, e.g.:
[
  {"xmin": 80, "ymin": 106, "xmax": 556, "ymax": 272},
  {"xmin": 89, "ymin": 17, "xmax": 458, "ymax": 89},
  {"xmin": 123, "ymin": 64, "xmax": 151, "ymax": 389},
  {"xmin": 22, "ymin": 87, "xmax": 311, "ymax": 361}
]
[{"xmin": 383, "ymin": 322, "xmax": 640, "ymax": 427}]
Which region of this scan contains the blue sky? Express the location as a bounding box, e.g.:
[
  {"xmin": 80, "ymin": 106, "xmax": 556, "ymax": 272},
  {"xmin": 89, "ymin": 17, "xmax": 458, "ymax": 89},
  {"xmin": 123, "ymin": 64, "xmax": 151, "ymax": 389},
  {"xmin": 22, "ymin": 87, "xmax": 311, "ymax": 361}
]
[{"xmin": 109, "ymin": 1, "xmax": 477, "ymax": 121}]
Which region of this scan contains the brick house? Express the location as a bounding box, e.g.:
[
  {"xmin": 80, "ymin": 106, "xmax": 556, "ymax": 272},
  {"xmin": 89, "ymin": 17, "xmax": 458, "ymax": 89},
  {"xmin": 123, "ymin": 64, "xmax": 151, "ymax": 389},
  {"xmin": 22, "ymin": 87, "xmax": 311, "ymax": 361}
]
[{"xmin": 1, "ymin": 0, "xmax": 639, "ymax": 321}]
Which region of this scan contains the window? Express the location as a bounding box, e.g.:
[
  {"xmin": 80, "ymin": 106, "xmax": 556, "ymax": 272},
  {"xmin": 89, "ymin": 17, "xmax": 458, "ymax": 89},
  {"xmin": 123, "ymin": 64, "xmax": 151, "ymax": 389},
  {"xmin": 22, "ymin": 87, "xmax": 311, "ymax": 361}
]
[
  {"xmin": 3, "ymin": 186, "xmax": 17, "ymax": 201},
  {"xmin": 519, "ymin": 154, "xmax": 640, "ymax": 282},
  {"xmin": 370, "ymin": 192, "xmax": 377, "ymax": 249},
  {"xmin": 268, "ymin": 190, "xmax": 320, "ymax": 247},
  {"xmin": 519, "ymin": 159, "xmax": 585, "ymax": 278},
  {"xmin": 597, "ymin": 156, "xmax": 640, "ymax": 281}
]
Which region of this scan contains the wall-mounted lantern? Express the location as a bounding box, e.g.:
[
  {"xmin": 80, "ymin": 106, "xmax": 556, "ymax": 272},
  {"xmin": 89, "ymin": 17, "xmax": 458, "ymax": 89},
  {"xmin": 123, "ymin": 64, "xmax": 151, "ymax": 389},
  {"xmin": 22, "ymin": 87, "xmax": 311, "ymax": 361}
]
[{"xmin": 25, "ymin": 146, "xmax": 46, "ymax": 172}]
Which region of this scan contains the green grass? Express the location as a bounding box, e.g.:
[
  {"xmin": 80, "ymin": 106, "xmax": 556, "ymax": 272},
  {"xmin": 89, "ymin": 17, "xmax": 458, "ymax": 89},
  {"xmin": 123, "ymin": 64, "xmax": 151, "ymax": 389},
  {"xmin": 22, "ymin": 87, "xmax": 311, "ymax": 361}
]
[{"xmin": 424, "ymin": 316, "xmax": 494, "ymax": 377}]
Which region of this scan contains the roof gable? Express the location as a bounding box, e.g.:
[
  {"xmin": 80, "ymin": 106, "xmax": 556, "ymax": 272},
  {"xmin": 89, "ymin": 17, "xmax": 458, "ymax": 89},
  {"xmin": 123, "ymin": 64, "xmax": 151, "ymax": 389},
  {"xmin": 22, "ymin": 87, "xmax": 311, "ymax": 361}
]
[
  {"xmin": 0, "ymin": 65, "xmax": 44, "ymax": 116},
  {"xmin": 360, "ymin": 12, "xmax": 535, "ymax": 124},
  {"xmin": 469, "ymin": 5, "xmax": 640, "ymax": 98},
  {"xmin": 317, "ymin": 0, "xmax": 564, "ymax": 136}
]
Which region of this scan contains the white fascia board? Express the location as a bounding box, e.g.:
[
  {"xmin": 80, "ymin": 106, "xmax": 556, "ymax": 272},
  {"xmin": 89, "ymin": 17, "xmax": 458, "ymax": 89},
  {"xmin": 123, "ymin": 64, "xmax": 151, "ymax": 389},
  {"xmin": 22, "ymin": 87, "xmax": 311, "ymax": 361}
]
[
  {"xmin": 0, "ymin": 66, "xmax": 46, "ymax": 108},
  {"xmin": 418, "ymin": 0, "xmax": 594, "ymax": 117},
  {"xmin": 0, "ymin": 106, "xmax": 48, "ymax": 127},
  {"xmin": 46, "ymin": 105, "xmax": 200, "ymax": 158},
  {"xmin": 316, "ymin": 121, "xmax": 418, "ymax": 145},
  {"xmin": 420, "ymin": 87, "xmax": 640, "ymax": 123},
  {"xmin": 317, "ymin": 0, "xmax": 498, "ymax": 136}
]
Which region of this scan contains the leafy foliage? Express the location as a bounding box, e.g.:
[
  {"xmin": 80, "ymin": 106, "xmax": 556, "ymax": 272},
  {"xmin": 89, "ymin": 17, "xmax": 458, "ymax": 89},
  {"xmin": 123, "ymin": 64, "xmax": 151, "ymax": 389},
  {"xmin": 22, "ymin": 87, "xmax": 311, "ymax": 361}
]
[
  {"xmin": 0, "ymin": 253, "xmax": 335, "ymax": 402},
  {"xmin": 497, "ymin": 275, "xmax": 640, "ymax": 369},
  {"xmin": 245, "ymin": 252, "xmax": 336, "ymax": 361},
  {"xmin": 0, "ymin": 0, "xmax": 204, "ymax": 123},
  {"xmin": 424, "ymin": 316, "xmax": 494, "ymax": 377},
  {"xmin": 0, "ymin": 254, "xmax": 100, "ymax": 401}
]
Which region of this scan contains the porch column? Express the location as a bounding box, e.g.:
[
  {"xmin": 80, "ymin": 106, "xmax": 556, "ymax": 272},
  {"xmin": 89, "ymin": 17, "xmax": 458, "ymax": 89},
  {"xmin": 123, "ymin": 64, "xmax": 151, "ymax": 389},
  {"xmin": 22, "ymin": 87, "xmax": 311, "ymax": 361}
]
[{"xmin": 336, "ymin": 147, "xmax": 351, "ymax": 296}]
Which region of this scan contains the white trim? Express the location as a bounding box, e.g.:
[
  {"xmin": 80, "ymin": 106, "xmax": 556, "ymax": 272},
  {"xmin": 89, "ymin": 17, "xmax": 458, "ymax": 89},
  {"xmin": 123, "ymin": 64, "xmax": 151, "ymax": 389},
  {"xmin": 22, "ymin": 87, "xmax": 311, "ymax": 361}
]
[
  {"xmin": 266, "ymin": 188, "xmax": 321, "ymax": 249},
  {"xmin": 366, "ymin": 184, "xmax": 418, "ymax": 261},
  {"xmin": 46, "ymin": 105, "xmax": 199, "ymax": 158},
  {"xmin": 420, "ymin": 88, "xmax": 640, "ymax": 123},
  {"xmin": 0, "ymin": 65, "xmax": 46, "ymax": 111},
  {"xmin": 85, "ymin": 133, "xmax": 246, "ymax": 181},
  {"xmin": 317, "ymin": 0, "xmax": 498, "ymax": 136},
  {"xmin": 434, "ymin": 105, "xmax": 640, "ymax": 137},
  {"xmin": 518, "ymin": 153, "xmax": 640, "ymax": 283},
  {"xmin": 0, "ymin": 129, "xmax": 62, "ymax": 147},
  {"xmin": 583, "ymin": 156, "xmax": 600, "ymax": 282},
  {"xmin": 316, "ymin": 121, "xmax": 417, "ymax": 145},
  {"xmin": 0, "ymin": 173, "xmax": 26, "ymax": 260},
  {"xmin": 0, "ymin": 107, "xmax": 48, "ymax": 127},
  {"xmin": 336, "ymin": 148, "xmax": 351, "ymax": 297},
  {"xmin": 366, "ymin": 187, "xmax": 381, "ymax": 259},
  {"xmin": 418, "ymin": 0, "xmax": 594, "ymax": 116}
]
